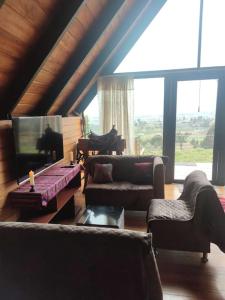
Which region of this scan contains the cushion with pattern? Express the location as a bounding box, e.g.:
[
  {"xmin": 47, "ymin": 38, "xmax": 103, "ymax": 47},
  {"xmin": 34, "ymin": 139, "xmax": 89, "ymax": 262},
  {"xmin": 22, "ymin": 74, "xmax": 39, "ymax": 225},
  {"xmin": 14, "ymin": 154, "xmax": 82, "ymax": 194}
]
[
  {"xmin": 132, "ymin": 162, "xmax": 153, "ymax": 184},
  {"xmin": 93, "ymin": 163, "xmax": 113, "ymax": 183}
]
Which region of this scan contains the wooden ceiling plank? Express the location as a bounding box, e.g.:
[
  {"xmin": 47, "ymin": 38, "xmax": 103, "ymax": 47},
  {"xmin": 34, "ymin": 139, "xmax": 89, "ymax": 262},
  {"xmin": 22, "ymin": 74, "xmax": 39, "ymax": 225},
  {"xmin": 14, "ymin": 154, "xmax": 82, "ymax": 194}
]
[
  {"xmin": 76, "ymin": 3, "xmax": 94, "ymax": 31},
  {"xmin": 75, "ymin": 0, "xmax": 167, "ymax": 113},
  {"xmin": 5, "ymin": 0, "xmax": 47, "ymax": 29},
  {"xmin": 57, "ymin": 1, "xmax": 152, "ymax": 116},
  {"xmin": 0, "ymin": 4, "xmax": 37, "ymax": 43},
  {"xmin": 0, "ymin": 29, "xmax": 26, "ymax": 59},
  {"xmin": 0, "ymin": 51, "xmax": 19, "ymax": 73},
  {"xmin": 32, "ymin": 0, "xmax": 124, "ymax": 116},
  {"xmin": 34, "ymin": 0, "xmax": 58, "ymax": 15},
  {"xmin": 0, "ymin": 0, "xmax": 84, "ymax": 120}
]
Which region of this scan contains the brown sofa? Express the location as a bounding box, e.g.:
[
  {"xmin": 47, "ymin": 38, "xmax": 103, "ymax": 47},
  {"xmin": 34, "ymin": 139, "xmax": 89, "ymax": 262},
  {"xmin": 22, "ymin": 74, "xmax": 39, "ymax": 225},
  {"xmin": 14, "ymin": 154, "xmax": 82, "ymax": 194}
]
[
  {"xmin": 84, "ymin": 155, "xmax": 166, "ymax": 211},
  {"xmin": 0, "ymin": 222, "xmax": 162, "ymax": 300},
  {"xmin": 147, "ymin": 170, "xmax": 225, "ymax": 261}
]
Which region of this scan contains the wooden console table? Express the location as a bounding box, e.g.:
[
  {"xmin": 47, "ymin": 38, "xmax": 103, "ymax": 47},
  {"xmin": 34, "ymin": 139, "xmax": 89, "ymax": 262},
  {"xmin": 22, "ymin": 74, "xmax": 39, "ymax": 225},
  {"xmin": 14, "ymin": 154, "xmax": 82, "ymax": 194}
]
[{"xmin": 8, "ymin": 164, "xmax": 81, "ymax": 223}]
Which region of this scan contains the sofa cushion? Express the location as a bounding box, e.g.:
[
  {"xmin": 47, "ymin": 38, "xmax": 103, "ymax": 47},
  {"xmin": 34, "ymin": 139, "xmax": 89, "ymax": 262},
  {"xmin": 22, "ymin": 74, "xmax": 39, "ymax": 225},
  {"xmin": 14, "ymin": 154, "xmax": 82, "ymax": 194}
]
[
  {"xmin": 85, "ymin": 155, "xmax": 157, "ymax": 182},
  {"xmin": 86, "ymin": 180, "xmax": 153, "ymax": 191},
  {"xmin": 132, "ymin": 162, "xmax": 153, "ymax": 184},
  {"xmin": 85, "ymin": 180, "xmax": 154, "ymax": 210},
  {"xmin": 93, "ymin": 163, "xmax": 113, "ymax": 183}
]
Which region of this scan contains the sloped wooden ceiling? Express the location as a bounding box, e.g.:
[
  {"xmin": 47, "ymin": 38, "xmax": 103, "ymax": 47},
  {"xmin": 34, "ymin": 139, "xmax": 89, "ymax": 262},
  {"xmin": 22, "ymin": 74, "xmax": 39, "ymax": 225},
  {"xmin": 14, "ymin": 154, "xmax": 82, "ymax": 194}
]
[
  {"xmin": 0, "ymin": 0, "xmax": 166, "ymax": 120},
  {"xmin": 0, "ymin": 0, "xmax": 84, "ymax": 119}
]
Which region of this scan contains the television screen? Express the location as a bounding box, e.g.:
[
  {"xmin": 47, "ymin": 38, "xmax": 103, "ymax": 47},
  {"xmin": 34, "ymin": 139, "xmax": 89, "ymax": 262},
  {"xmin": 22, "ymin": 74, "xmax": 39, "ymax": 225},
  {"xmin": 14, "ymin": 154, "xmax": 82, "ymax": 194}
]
[{"xmin": 12, "ymin": 115, "xmax": 64, "ymax": 183}]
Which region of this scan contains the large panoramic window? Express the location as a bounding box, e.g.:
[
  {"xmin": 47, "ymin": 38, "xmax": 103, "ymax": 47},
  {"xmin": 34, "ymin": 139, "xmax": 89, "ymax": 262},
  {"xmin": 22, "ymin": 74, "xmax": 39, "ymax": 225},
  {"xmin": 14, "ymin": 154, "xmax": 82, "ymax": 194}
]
[
  {"xmin": 84, "ymin": 0, "xmax": 225, "ymax": 184},
  {"xmin": 115, "ymin": 0, "xmax": 200, "ymax": 72},
  {"xmin": 134, "ymin": 78, "xmax": 164, "ymax": 155},
  {"xmin": 201, "ymin": 0, "xmax": 225, "ymax": 67},
  {"xmin": 84, "ymin": 96, "xmax": 101, "ymax": 135}
]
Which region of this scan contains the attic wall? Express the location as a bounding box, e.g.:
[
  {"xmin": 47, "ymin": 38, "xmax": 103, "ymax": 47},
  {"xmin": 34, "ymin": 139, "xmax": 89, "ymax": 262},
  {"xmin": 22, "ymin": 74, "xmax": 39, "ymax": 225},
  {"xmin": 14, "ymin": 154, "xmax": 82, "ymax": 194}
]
[{"xmin": 0, "ymin": 116, "xmax": 82, "ymax": 221}]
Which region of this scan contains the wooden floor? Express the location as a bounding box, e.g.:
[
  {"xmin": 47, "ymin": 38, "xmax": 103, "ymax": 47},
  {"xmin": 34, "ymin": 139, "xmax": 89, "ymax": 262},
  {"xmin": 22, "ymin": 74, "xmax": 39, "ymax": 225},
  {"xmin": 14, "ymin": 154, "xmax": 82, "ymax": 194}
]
[{"xmin": 71, "ymin": 182, "xmax": 225, "ymax": 300}]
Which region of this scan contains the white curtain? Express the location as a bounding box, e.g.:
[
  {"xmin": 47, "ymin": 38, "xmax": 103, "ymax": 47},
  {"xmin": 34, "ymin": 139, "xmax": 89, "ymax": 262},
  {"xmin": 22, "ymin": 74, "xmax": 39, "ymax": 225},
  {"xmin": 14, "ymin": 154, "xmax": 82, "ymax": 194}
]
[{"xmin": 98, "ymin": 76, "xmax": 135, "ymax": 154}]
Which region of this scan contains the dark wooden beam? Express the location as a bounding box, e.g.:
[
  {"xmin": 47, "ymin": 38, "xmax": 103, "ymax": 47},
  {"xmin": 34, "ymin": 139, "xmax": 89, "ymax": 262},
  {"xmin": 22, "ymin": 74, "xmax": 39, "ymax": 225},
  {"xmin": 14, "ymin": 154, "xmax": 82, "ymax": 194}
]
[
  {"xmin": 0, "ymin": 0, "xmax": 84, "ymax": 120},
  {"xmin": 57, "ymin": 0, "xmax": 151, "ymax": 116},
  {"xmin": 75, "ymin": 0, "xmax": 167, "ymax": 114},
  {"xmin": 74, "ymin": 84, "xmax": 97, "ymax": 114},
  {"xmin": 101, "ymin": 0, "xmax": 167, "ymax": 76},
  {"xmin": 33, "ymin": 0, "xmax": 124, "ymax": 116},
  {"xmin": 57, "ymin": 0, "xmax": 166, "ymax": 115}
]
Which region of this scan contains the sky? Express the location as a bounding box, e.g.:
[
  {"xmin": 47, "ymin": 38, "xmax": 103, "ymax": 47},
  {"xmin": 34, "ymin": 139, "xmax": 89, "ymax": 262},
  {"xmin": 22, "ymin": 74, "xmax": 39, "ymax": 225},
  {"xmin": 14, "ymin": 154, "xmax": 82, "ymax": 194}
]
[
  {"xmin": 115, "ymin": 0, "xmax": 200, "ymax": 72},
  {"xmin": 177, "ymin": 79, "xmax": 217, "ymax": 115},
  {"xmin": 85, "ymin": 0, "xmax": 225, "ymax": 118}
]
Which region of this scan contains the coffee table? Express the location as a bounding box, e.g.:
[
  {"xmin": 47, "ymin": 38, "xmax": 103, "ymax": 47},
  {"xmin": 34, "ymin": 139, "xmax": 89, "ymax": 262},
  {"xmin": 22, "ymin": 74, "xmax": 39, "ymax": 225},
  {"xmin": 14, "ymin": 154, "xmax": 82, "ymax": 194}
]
[{"xmin": 77, "ymin": 205, "xmax": 124, "ymax": 229}]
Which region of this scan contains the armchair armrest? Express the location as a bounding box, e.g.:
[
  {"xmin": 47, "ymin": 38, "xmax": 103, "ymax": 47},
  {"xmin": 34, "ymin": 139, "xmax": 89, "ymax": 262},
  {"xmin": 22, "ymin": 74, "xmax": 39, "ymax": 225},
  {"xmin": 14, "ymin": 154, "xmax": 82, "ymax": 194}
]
[
  {"xmin": 153, "ymin": 156, "xmax": 165, "ymax": 198},
  {"xmin": 83, "ymin": 156, "xmax": 97, "ymax": 192}
]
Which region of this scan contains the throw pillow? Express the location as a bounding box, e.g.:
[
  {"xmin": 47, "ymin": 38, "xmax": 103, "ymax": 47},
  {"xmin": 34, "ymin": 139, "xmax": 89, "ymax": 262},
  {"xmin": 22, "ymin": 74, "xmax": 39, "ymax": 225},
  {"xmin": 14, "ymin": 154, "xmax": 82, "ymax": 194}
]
[
  {"xmin": 93, "ymin": 163, "xmax": 113, "ymax": 183},
  {"xmin": 132, "ymin": 162, "xmax": 153, "ymax": 184}
]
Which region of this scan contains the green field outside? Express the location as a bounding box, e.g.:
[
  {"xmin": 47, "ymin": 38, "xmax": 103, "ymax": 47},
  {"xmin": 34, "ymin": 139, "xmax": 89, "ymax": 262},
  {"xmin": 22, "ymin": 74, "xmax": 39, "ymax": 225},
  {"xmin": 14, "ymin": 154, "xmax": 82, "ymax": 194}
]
[
  {"xmin": 175, "ymin": 148, "xmax": 213, "ymax": 163},
  {"xmin": 85, "ymin": 115, "xmax": 214, "ymax": 163}
]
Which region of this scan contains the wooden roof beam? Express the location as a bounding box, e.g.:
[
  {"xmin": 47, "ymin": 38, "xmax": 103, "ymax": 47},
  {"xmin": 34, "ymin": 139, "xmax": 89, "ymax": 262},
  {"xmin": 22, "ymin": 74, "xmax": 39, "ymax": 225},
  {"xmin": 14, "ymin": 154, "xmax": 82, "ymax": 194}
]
[
  {"xmin": 32, "ymin": 0, "xmax": 124, "ymax": 116},
  {"xmin": 75, "ymin": 0, "xmax": 167, "ymax": 114},
  {"xmin": 57, "ymin": 0, "xmax": 167, "ymax": 116},
  {"xmin": 0, "ymin": 0, "xmax": 84, "ymax": 120}
]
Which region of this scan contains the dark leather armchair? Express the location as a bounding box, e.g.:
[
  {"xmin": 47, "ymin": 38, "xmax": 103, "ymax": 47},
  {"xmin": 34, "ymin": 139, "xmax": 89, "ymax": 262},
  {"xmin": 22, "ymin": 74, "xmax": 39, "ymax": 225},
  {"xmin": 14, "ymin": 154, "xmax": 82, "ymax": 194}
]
[{"xmin": 147, "ymin": 170, "xmax": 225, "ymax": 262}]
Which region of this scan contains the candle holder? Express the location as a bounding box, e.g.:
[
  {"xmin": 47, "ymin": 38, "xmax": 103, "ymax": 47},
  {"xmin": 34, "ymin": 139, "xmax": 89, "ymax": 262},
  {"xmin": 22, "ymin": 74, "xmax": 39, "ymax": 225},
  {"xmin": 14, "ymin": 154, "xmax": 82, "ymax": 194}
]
[
  {"xmin": 29, "ymin": 185, "xmax": 35, "ymax": 192},
  {"xmin": 69, "ymin": 151, "xmax": 74, "ymax": 166}
]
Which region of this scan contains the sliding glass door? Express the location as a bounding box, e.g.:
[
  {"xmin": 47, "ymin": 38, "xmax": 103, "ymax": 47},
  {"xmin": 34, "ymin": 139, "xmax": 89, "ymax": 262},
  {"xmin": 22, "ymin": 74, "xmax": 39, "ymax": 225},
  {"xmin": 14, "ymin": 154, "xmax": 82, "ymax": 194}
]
[
  {"xmin": 163, "ymin": 70, "xmax": 225, "ymax": 184},
  {"xmin": 175, "ymin": 79, "xmax": 218, "ymax": 180}
]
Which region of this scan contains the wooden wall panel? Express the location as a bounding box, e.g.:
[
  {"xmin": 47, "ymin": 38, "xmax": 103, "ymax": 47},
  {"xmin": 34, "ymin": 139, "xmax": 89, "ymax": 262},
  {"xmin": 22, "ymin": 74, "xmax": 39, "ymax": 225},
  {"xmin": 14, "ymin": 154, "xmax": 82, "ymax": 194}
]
[
  {"xmin": 62, "ymin": 117, "xmax": 82, "ymax": 163},
  {"xmin": 0, "ymin": 117, "xmax": 82, "ymax": 221}
]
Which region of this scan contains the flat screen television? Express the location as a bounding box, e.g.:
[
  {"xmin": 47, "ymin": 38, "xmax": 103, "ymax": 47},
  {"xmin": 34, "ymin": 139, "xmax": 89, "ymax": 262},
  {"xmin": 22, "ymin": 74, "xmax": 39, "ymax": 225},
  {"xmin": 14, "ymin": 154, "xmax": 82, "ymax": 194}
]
[{"xmin": 12, "ymin": 115, "xmax": 64, "ymax": 183}]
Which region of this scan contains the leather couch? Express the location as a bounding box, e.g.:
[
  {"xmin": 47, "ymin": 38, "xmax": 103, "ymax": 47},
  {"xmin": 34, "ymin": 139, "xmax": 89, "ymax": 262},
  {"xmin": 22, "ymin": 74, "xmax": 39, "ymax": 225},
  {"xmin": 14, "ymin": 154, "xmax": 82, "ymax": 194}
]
[
  {"xmin": 147, "ymin": 170, "xmax": 225, "ymax": 260},
  {"xmin": 0, "ymin": 222, "xmax": 162, "ymax": 300},
  {"xmin": 84, "ymin": 155, "xmax": 167, "ymax": 211}
]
